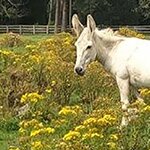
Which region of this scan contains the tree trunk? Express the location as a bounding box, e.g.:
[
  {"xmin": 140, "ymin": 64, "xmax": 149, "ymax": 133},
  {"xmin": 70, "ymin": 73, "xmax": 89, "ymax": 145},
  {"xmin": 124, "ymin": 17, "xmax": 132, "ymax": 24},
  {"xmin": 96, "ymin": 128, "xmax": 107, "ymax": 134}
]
[
  {"xmin": 69, "ymin": 0, "xmax": 72, "ymax": 29},
  {"xmin": 61, "ymin": 0, "xmax": 67, "ymax": 32},
  {"xmin": 54, "ymin": 0, "xmax": 60, "ymax": 33},
  {"xmin": 48, "ymin": 0, "xmax": 53, "ymax": 25}
]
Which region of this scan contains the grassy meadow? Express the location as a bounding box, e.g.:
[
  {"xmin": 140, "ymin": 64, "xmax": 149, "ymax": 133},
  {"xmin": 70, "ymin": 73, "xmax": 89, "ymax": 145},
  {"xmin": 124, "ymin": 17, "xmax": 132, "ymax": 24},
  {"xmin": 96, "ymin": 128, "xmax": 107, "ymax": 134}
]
[{"xmin": 0, "ymin": 30, "xmax": 150, "ymax": 150}]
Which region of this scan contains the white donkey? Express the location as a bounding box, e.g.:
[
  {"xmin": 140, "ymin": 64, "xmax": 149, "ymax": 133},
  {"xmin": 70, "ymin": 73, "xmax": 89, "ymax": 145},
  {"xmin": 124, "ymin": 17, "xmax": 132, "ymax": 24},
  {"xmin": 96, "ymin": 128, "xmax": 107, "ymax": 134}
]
[{"xmin": 72, "ymin": 14, "xmax": 150, "ymax": 126}]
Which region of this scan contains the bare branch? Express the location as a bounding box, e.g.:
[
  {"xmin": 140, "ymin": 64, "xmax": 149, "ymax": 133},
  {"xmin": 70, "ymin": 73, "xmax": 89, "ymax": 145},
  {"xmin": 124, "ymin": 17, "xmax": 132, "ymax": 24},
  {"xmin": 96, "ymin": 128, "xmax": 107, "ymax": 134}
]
[
  {"xmin": 1, "ymin": 4, "xmax": 11, "ymax": 17},
  {"xmin": 7, "ymin": 0, "xmax": 29, "ymax": 7}
]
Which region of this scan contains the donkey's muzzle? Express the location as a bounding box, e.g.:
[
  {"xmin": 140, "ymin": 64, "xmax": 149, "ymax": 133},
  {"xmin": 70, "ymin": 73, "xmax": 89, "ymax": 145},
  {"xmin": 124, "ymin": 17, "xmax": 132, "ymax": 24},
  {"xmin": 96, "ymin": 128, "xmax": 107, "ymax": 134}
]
[{"xmin": 75, "ymin": 67, "xmax": 85, "ymax": 76}]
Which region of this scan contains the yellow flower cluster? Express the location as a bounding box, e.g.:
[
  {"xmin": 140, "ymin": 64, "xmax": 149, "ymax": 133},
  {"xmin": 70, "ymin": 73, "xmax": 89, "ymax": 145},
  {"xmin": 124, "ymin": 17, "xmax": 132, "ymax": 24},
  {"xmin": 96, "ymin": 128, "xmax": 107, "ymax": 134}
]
[
  {"xmin": 9, "ymin": 146, "xmax": 20, "ymax": 150},
  {"xmin": 83, "ymin": 114, "xmax": 116, "ymax": 127},
  {"xmin": 74, "ymin": 125, "xmax": 86, "ymax": 132},
  {"xmin": 62, "ymin": 113, "xmax": 117, "ymax": 143},
  {"xmin": 25, "ymin": 44, "xmax": 37, "ymax": 50},
  {"xmin": 20, "ymin": 119, "xmax": 40, "ymax": 128},
  {"xmin": 31, "ymin": 141, "xmax": 43, "ymax": 150},
  {"xmin": 140, "ymin": 88, "xmax": 150, "ymax": 97},
  {"xmin": 119, "ymin": 27, "xmax": 145, "ymax": 39},
  {"xmin": 58, "ymin": 105, "xmax": 83, "ymax": 117},
  {"xmin": 83, "ymin": 117, "xmax": 97, "ymax": 126},
  {"xmin": 107, "ymin": 141, "xmax": 117, "ymax": 149},
  {"xmin": 110, "ymin": 134, "xmax": 119, "ymax": 141},
  {"xmin": 82, "ymin": 132, "xmax": 103, "ymax": 141},
  {"xmin": 21, "ymin": 92, "xmax": 43, "ymax": 103},
  {"xmin": 30, "ymin": 127, "xmax": 55, "ymax": 137},
  {"xmin": 19, "ymin": 119, "xmax": 44, "ymax": 135},
  {"xmin": 63, "ymin": 131, "xmax": 81, "ymax": 141},
  {"xmin": 29, "ymin": 54, "xmax": 42, "ymax": 64},
  {"xmin": 0, "ymin": 49, "xmax": 14, "ymax": 56},
  {"xmin": 142, "ymin": 105, "xmax": 150, "ymax": 112}
]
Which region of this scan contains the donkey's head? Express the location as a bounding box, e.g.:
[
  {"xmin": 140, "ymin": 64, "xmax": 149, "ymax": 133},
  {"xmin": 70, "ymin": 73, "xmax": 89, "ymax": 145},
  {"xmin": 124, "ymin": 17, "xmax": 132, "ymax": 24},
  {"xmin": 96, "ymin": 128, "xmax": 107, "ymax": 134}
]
[{"xmin": 72, "ymin": 14, "xmax": 97, "ymax": 76}]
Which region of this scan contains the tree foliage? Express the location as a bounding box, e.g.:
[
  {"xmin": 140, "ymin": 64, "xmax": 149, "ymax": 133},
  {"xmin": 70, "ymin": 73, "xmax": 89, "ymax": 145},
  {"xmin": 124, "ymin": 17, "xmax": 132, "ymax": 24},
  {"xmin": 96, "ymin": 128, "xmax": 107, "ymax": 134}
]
[
  {"xmin": 138, "ymin": 0, "xmax": 150, "ymax": 23},
  {"xmin": 0, "ymin": 0, "xmax": 150, "ymax": 26}
]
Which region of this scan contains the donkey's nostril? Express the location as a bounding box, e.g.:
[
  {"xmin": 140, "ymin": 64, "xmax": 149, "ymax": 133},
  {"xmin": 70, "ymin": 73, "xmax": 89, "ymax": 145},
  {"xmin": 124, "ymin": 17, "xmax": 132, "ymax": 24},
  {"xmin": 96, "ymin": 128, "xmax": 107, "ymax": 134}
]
[{"xmin": 75, "ymin": 67, "xmax": 84, "ymax": 76}]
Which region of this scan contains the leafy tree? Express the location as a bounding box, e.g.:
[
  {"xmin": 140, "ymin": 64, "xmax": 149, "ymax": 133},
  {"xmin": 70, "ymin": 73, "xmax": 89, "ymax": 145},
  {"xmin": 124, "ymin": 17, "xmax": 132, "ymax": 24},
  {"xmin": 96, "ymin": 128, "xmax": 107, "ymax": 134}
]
[
  {"xmin": 138, "ymin": 0, "xmax": 150, "ymax": 24},
  {"xmin": 0, "ymin": 0, "xmax": 17, "ymax": 24},
  {"xmin": 73, "ymin": 0, "xmax": 139, "ymax": 25}
]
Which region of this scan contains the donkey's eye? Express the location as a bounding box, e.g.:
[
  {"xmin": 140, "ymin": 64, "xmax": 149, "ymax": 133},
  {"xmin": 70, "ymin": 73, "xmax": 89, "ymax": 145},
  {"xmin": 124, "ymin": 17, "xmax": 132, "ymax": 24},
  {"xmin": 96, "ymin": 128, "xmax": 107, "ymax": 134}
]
[{"xmin": 87, "ymin": 45, "xmax": 92, "ymax": 49}]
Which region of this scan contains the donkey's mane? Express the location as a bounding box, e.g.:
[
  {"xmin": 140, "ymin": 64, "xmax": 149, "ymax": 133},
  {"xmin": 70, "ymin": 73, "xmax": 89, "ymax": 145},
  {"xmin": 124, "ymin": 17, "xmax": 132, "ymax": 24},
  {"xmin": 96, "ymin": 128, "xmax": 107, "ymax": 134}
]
[{"xmin": 95, "ymin": 28, "xmax": 125, "ymax": 42}]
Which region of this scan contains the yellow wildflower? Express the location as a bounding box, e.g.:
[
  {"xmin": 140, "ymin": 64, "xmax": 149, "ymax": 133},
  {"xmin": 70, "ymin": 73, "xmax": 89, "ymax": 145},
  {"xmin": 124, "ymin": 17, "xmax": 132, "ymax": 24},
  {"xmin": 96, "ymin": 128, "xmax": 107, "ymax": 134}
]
[
  {"xmin": 44, "ymin": 127, "xmax": 55, "ymax": 134},
  {"xmin": 97, "ymin": 118, "xmax": 108, "ymax": 126},
  {"xmin": 110, "ymin": 134, "xmax": 118, "ymax": 141},
  {"xmin": 107, "ymin": 142, "xmax": 117, "ymax": 149},
  {"xmin": 30, "ymin": 55, "xmax": 42, "ymax": 63},
  {"xmin": 58, "ymin": 106, "xmax": 77, "ymax": 116},
  {"xmin": 20, "ymin": 93, "xmax": 28, "ymax": 103},
  {"xmin": 63, "ymin": 131, "xmax": 81, "ymax": 141},
  {"xmin": 20, "ymin": 92, "xmax": 43, "ymax": 103},
  {"xmin": 97, "ymin": 115, "xmax": 116, "ymax": 126},
  {"xmin": 74, "ymin": 125, "xmax": 86, "ymax": 132},
  {"xmin": 83, "ymin": 117, "xmax": 97, "ymax": 126},
  {"xmin": 51, "ymin": 80, "xmax": 56, "ymax": 86},
  {"xmin": 30, "ymin": 127, "xmax": 55, "ymax": 137},
  {"xmin": 91, "ymin": 133, "xmax": 103, "ymax": 138},
  {"xmin": 9, "ymin": 147, "xmax": 20, "ymax": 150},
  {"xmin": 82, "ymin": 132, "xmax": 103, "ymax": 140},
  {"xmin": 20, "ymin": 119, "xmax": 40, "ymax": 128},
  {"xmin": 34, "ymin": 122, "xmax": 44, "ymax": 129},
  {"xmin": 18, "ymin": 127, "xmax": 26, "ymax": 134},
  {"xmin": 142, "ymin": 105, "xmax": 150, "ymax": 112},
  {"xmin": 55, "ymin": 141, "xmax": 68, "ymax": 149},
  {"xmin": 45, "ymin": 89, "xmax": 52, "ymax": 93},
  {"xmin": 31, "ymin": 141, "xmax": 43, "ymax": 150},
  {"xmin": 25, "ymin": 44, "xmax": 36, "ymax": 50},
  {"xmin": 1, "ymin": 50, "xmax": 13, "ymax": 56},
  {"xmin": 29, "ymin": 119, "xmax": 39, "ymax": 126},
  {"xmin": 103, "ymin": 115, "xmax": 116, "ymax": 122},
  {"xmin": 30, "ymin": 129, "xmax": 41, "ymax": 137},
  {"xmin": 82, "ymin": 133, "xmax": 90, "ymax": 140}
]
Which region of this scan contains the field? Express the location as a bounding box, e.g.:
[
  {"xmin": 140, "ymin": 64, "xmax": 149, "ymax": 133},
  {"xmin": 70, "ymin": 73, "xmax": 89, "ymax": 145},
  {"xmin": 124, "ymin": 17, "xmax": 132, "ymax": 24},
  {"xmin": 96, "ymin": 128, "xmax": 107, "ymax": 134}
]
[{"xmin": 0, "ymin": 31, "xmax": 150, "ymax": 150}]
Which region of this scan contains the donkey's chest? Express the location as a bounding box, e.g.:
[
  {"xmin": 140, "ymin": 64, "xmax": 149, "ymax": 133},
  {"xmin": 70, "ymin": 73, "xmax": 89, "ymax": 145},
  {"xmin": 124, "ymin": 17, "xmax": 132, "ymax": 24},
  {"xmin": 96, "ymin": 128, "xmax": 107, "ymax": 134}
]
[{"xmin": 103, "ymin": 55, "xmax": 129, "ymax": 79}]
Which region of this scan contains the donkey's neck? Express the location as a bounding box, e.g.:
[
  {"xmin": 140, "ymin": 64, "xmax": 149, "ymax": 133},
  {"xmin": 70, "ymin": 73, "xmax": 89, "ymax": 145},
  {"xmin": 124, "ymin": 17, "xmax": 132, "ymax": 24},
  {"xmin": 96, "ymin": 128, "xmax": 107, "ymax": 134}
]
[{"xmin": 93, "ymin": 31, "xmax": 123, "ymax": 65}]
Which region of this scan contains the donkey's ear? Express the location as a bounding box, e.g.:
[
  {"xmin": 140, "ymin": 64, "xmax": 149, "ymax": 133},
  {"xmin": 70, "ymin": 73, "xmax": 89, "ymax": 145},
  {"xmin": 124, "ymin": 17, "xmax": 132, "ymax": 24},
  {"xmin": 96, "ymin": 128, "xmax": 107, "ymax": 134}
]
[
  {"xmin": 87, "ymin": 14, "xmax": 96, "ymax": 32},
  {"xmin": 72, "ymin": 14, "xmax": 84, "ymax": 37}
]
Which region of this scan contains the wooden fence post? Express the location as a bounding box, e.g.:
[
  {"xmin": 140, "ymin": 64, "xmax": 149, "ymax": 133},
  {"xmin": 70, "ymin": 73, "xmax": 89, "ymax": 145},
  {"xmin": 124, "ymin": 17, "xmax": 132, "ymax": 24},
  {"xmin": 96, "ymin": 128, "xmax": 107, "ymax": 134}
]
[
  {"xmin": 33, "ymin": 25, "xmax": 35, "ymax": 34},
  {"xmin": 19, "ymin": 25, "xmax": 22, "ymax": 34},
  {"xmin": 6, "ymin": 26, "xmax": 9, "ymax": 33},
  {"xmin": 46, "ymin": 25, "xmax": 49, "ymax": 34}
]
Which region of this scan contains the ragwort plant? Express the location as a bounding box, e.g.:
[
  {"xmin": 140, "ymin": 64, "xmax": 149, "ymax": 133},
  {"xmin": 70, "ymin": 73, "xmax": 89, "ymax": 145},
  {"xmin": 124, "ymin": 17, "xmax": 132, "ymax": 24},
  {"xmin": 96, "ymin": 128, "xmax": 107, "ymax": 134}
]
[{"xmin": 13, "ymin": 91, "xmax": 120, "ymax": 150}]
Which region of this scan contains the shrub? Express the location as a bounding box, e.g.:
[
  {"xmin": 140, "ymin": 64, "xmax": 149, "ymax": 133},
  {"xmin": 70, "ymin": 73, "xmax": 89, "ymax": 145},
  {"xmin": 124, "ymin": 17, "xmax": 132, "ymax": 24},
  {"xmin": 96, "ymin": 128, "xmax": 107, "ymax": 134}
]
[
  {"xmin": 118, "ymin": 27, "xmax": 145, "ymax": 39},
  {"xmin": 0, "ymin": 32, "xmax": 24, "ymax": 47}
]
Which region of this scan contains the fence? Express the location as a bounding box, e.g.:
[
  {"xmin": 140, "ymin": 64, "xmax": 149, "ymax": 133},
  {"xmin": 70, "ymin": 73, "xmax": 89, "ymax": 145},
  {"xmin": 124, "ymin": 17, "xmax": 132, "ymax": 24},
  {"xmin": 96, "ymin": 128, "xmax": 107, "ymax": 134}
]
[
  {"xmin": 0, "ymin": 25, "xmax": 150, "ymax": 34},
  {"xmin": 110, "ymin": 25, "xmax": 150, "ymax": 34},
  {"xmin": 0, "ymin": 25, "xmax": 55, "ymax": 34}
]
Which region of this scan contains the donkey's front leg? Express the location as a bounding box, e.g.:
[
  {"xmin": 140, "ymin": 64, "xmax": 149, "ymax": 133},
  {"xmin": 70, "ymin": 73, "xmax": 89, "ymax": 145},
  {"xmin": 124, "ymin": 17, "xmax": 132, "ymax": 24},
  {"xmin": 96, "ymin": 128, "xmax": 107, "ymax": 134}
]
[{"xmin": 116, "ymin": 76, "xmax": 130, "ymax": 126}]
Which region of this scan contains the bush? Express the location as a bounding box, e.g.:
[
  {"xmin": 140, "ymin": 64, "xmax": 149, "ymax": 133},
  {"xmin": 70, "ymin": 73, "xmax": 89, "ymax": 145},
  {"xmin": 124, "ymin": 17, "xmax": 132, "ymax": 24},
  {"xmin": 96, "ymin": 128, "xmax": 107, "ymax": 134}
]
[
  {"xmin": 118, "ymin": 27, "xmax": 145, "ymax": 39},
  {"xmin": 0, "ymin": 32, "xmax": 24, "ymax": 48}
]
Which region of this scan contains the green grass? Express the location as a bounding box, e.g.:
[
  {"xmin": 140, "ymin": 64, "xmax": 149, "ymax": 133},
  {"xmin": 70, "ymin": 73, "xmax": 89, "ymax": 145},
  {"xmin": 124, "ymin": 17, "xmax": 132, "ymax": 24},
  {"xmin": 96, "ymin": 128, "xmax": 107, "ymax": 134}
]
[
  {"xmin": 0, "ymin": 130, "xmax": 18, "ymax": 150},
  {"xmin": 22, "ymin": 34, "xmax": 51, "ymax": 42}
]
